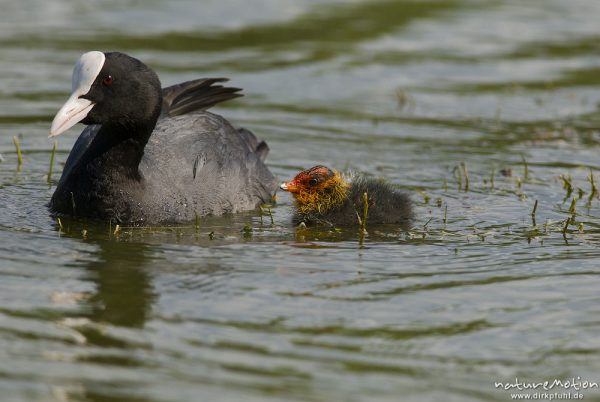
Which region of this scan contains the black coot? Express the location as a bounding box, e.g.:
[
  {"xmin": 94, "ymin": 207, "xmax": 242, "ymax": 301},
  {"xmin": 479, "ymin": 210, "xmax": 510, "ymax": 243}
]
[
  {"xmin": 280, "ymin": 165, "xmax": 412, "ymax": 227},
  {"xmin": 49, "ymin": 51, "xmax": 276, "ymax": 224}
]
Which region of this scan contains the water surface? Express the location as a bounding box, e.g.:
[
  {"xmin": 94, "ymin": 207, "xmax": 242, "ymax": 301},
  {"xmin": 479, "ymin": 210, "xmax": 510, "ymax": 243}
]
[{"xmin": 1, "ymin": 1, "xmax": 600, "ymax": 401}]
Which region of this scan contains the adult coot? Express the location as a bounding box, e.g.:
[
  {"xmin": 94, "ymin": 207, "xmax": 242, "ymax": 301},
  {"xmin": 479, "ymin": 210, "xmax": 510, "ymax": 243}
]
[
  {"xmin": 49, "ymin": 51, "xmax": 277, "ymax": 224},
  {"xmin": 280, "ymin": 165, "xmax": 412, "ymax": 227}
]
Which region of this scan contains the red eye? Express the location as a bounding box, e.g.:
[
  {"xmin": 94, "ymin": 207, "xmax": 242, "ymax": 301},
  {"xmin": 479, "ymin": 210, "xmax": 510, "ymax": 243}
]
[{"xmin": 102, "ymin": 75, "xmax": 113, "ymax": 86}]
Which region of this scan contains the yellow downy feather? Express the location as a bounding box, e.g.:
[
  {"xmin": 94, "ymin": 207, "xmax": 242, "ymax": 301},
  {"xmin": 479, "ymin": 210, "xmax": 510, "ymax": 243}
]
[{"xmin": 294, "ymin": 171, "xmax": 349, "ymax": 215}]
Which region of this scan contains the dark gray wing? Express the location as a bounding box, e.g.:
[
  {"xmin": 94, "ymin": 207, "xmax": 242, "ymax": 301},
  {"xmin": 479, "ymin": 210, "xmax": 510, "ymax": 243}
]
[{"xmin": 140, "ymin": 112, "xmax": 277, "ymax": 221}]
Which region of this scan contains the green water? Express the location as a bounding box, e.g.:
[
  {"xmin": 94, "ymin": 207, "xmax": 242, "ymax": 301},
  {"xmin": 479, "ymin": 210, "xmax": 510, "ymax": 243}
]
[{"xmin": 1, "ymin": 1, "xmax": 600, "ymax": 401}]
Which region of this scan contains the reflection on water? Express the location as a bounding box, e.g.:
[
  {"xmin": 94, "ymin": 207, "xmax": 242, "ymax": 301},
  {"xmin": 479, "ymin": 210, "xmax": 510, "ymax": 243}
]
[
  {"xmin": 1, "ymin": 0, "xmax": 600, "ymax": 401},
  {"xmin": 85, "ymin": 241, "xmax": 156, "ymax": 329}
]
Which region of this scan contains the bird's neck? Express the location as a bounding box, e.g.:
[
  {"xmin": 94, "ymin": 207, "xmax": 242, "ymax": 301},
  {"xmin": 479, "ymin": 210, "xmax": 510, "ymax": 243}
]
[
  {"xmin": 88, "ymin": 121, "xmax": 155, "ymax": 178},
  {"xmin": 295, "ymin": 172, "xmax": 350, "ymax": 215},
  {"xmin": 83, "ymin": 87, "xmax": 162, "ymax": 177}
]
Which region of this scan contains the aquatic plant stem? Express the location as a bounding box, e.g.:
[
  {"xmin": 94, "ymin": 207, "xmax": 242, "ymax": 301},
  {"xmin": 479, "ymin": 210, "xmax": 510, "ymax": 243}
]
[
  {"xmin": 13, "ymin": 136, "xmax": 22, "ymax": 167},
  {"xmin": 358, "ymin": 192, "xmax": 369, "ymax": 245},
  {"xmin": 531, "ymin": 199, "xmax": 538, "ymax": 226},
  {"xmin": 361, "ymin": 192, "xmax": 369, "ymax": 235},
  {"xmin": 461, "ymin": 162, "xmax": 469, "ymax": 192},
  {"xmin": 455, "ymin": 166, "xmax": 462, "ymax": 191},
  {"xmin": 589, "ymin": 169, "xmax": 598, "ymax": 199},
  {"xmin": 562, "ymin": 216, "xmax": 570, "ymax": 238},
  {"xmin": 522, "ymin": 155, "xmax": 529, "ymax": 180},
  {"xmin": 569, "ymin": 197, "xmax": 576, "ymax": 218}
]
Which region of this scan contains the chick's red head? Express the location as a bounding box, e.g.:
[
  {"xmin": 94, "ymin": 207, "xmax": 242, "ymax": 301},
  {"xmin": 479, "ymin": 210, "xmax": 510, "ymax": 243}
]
[{"xmin": 280, "ymin": 165, "xmax": 335, "ymax": 194}]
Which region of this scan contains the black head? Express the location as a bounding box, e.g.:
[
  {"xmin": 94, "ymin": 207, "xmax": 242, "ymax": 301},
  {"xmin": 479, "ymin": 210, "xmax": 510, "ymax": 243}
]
[
  {"xmin": 50, "ymin": 51, "xmax": 163, "ymax": 137},
  {"xmin": 82, "ymin": 52, "xmax": 162, "ymax": 126}
]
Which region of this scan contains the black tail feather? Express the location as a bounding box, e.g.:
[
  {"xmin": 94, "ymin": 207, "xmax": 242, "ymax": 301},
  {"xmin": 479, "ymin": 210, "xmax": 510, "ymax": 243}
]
[{"xmin": 161, "ymin": 78, "xmax": 243, "ymax": 117}]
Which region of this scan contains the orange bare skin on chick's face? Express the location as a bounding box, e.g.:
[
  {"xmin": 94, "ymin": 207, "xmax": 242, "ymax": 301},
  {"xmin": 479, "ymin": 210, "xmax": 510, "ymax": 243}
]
[{"xmin": 280, "ymin": 165, "xmax": 349, "ymax": 215}]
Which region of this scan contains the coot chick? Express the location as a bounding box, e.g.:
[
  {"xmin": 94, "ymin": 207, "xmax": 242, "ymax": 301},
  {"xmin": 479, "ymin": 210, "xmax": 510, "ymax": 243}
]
[
  {"xmin": 280, "ymin": 165, "xmax": 412, "ymax": 227},
  {"xmin": 49, "ymin": 51, "xmax": 277, "ymax": 224}
]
